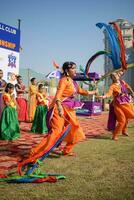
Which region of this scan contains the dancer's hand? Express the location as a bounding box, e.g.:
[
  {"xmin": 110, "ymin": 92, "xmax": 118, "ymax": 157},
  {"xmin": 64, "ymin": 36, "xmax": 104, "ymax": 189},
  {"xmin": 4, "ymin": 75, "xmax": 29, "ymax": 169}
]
[
  {"xmin": 94, "ymin": 88, "xmax": 98, "ymax": 95},
  {"xmin": 58, "ymin": 105, "xmax": 64, "ymax": 117},
  {"xmin": 24, "ymin": 90, "xmax": 28, "ymax": 93},
  {"xmin": 88, "ymin": 88, "xmax": 98, "ymax": 95},
  {"xmin": 96, "ymin": 95, "xmax": 106, "ymax": 99},
  {"xmin": 11, "ymin": 93, "xmax": 15, "ymax": 98},
  {"xmin": 131, "ymin": 93, "xmax": 134, "ymax": 98},
  {"xmin": 17, "ymin": 105, "xmax": 20, "ymax": 110}
]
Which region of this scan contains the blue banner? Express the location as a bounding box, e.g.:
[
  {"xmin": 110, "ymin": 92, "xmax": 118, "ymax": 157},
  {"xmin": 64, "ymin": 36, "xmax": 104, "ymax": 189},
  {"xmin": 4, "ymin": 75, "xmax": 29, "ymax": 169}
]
[{"xmin": 0, "ymin": 22, "xmax": 20, "ymax": 52}]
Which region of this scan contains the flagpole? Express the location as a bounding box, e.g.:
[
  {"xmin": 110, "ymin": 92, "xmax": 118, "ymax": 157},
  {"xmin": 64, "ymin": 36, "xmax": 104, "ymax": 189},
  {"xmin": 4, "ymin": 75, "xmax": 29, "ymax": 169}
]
[
  {"xmin": 27, "ymin": 68, "xmax": 30, "ymax": 87},
  {"xmin": 17, "ymin": 19, "xmax": 21, "ymax": 30}
]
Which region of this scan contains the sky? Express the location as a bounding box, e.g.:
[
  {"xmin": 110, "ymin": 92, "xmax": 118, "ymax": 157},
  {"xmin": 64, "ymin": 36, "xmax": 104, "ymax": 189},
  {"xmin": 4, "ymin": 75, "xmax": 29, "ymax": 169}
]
[{"xmin": 0, "ymin": 0, "xmax": 134, "ymax": 75}]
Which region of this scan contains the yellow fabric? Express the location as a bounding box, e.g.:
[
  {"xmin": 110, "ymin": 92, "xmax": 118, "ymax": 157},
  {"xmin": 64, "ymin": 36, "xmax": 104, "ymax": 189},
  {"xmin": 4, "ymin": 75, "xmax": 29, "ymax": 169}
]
[
  {"xmin": 37, "ymin": 92, "xmax": 48, "ymax": 105},
  {"xmin": 3, "ymin": 93, "xmax": 16, "ymax": 108},
  {"xmin": 29, "ymin": 84, "xmax": 37, "ymax": 121}
]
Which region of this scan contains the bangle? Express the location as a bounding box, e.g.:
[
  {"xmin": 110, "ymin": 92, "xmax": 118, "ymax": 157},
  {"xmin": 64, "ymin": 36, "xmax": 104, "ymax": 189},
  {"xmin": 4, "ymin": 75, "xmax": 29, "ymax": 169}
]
[{"xmin": 56, "ymin": 99, "xmax": 61, "ymax": 102}]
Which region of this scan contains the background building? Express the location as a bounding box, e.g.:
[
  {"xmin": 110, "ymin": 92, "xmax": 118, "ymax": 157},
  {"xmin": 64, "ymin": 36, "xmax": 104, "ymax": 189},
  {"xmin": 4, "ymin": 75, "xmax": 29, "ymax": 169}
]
[{"xmin": 104, "ymin": 19, "xmax": 134, "ymax": 89}]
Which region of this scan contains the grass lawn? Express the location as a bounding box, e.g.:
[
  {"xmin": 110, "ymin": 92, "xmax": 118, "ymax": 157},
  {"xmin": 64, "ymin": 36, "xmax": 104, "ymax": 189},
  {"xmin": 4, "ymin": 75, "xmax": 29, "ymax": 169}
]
[{"xmin": 0, "ymin": 121, "xmax": 134, "ymax": 200}]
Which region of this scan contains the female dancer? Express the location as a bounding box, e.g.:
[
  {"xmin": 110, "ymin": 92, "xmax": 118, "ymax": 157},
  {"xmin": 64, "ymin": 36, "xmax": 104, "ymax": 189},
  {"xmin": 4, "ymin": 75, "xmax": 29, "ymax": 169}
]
[
  {"xmin": 30, "ymin": 61, "xmax": 97, "ymax": 156},
  {"xmin": 29, "ymin": 77, "xmax": 37, "ymax": 122},
  {"xmin": 0, "ymin": 69, "xmax": 6, "ymax": 118},
  {"xmin": 0, "ymin": 83, "xmax": 20, "ymax": 140},
  {"xmin": 31, "ymin": 83, "xmax": 48, "ymax": 134},
  {"xmin": 98, "ymin": 72, "xmax": 134, "ymax": 141},
  {"xmin": 15, "ymin": 75, "xmax": 28, "ymax": 122}
]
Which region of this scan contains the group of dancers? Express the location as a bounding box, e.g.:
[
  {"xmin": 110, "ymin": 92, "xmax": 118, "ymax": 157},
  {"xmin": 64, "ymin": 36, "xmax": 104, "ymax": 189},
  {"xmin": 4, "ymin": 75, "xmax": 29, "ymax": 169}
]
[
  {"xmin": 0, "ymin": 71, "xmax": 48, "ymax": 140},
  {"xmin": 0, "ymin": 61, "xmax": 134, "ymax": 156}
]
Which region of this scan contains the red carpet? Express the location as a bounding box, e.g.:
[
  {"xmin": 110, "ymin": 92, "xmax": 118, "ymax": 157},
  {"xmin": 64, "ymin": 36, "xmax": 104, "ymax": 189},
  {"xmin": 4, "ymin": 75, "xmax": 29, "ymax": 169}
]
[{"xmin": 0, "ymin": 113, "xmax": 108, "ymax": 176}]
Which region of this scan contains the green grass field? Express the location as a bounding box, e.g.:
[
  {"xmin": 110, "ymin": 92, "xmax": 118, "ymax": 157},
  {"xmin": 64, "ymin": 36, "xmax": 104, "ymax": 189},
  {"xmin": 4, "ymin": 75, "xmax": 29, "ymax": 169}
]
[{"xmin": 0, "ymin": 122, "xmax": 134, "ymax": 200}]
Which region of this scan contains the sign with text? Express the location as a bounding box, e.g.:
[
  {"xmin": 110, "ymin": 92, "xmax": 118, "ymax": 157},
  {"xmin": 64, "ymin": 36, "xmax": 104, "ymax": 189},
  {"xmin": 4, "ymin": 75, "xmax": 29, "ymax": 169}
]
[
  {"xmin": 0, "ymin": 22, "xmax": 20, "ymax": 52},
  {"xmin": 0, "ymin": 22, "xmax": 20, "ymax": 83}
]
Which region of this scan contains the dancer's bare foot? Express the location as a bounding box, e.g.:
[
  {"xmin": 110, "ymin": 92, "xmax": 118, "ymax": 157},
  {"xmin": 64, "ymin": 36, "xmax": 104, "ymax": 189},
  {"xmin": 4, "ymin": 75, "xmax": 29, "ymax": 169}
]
[
  {"xmin": 112, "ymin": 137, "xmax": 118, "ymax": 141},
  {"xmin": 122, "ymin": 133, "xmax": 129, "ymax": 136},
  {"xmin": 62, "ymin": 152, "xmax": 77, "ymax": 157}
]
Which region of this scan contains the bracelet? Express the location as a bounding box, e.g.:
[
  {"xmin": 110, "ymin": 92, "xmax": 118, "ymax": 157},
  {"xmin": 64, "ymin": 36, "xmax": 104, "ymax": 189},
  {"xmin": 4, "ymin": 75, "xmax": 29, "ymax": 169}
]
[{"xmin": 56, "ymin": 99, "xmax": 61, "ymax": 102}]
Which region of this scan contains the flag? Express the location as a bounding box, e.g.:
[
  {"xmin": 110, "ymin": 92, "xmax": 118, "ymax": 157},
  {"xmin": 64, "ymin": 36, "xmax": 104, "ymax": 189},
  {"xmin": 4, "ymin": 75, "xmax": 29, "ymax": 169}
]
[{"xmin": 46, "ymin": 70, "xmax": 62, "ymax": 79}]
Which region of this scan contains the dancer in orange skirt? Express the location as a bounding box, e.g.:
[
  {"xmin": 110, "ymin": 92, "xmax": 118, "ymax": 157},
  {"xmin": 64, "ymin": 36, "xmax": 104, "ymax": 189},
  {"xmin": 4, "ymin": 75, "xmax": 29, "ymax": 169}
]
[
  {"xmin": 98, "ymin": 72, "xmax": 134, "ymax": 141},
  {"xmin": 30, "ymin": 61, "xmax": 97, "ymax": 156}
]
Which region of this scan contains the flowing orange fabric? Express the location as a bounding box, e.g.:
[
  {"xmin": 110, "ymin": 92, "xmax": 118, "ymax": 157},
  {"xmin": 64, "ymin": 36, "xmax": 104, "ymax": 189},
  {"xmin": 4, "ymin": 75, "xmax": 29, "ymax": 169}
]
[
  {"xmin": 49, "ymin": 77, "xmax": 89, "ymax": 109},
  {"xmin": 31, "ymin": 77, "xmax": 89, "ymax": 156},
  {"xmin": 29, "ymin": 85, "xmax": 37, "ymax": 122},
  {"xmin": 106, "ymin": 81, "xmax": 134, "ymax": 139}
]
